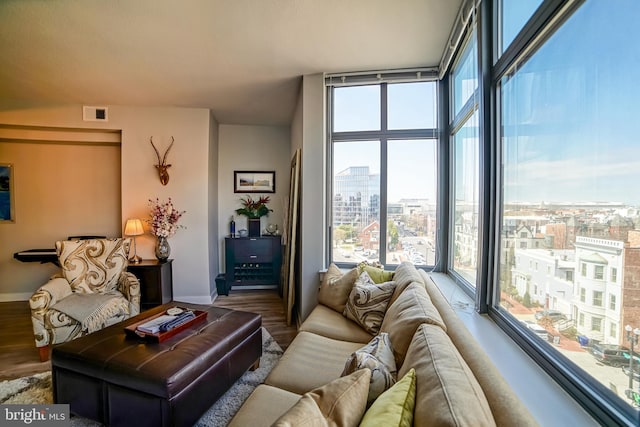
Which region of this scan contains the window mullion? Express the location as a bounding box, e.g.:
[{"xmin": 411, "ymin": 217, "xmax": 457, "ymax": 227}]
[{"xmin": 380, "ymin": 84, "xmax": 388, "ymax": 264}]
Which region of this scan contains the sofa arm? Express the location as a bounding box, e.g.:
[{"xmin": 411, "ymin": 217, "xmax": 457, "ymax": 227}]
[
  {"xmin": 29, "ymin": 277, "xmax": 73, "ymax": 348},
  {"xmin": 118, "ymin": 271, "xmax": 141, "ymax": 316}
]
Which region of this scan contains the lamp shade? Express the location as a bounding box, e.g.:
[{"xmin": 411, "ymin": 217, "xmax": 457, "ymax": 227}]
[{"xmin": 124, "ymin": 218, "xmax": 144, "ymax": 236}]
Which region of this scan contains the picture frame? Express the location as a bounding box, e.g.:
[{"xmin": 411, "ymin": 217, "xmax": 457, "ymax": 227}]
[
  {"xmin": 0, "ymin": 163, "xmax": 15, "ymax": 223},
  {"xmin": 234, "ymin": 171, "xmax": 275, "ymax": 193}
]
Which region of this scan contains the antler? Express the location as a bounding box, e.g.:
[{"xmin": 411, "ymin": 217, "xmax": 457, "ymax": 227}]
[
  {"xmin": 149, "ymin": 136, "xmax": 173, "ymax": 186},
  {"xmin": 150, "ymin": 137, "xmax": 162, "ymax": 164},
  {"xmin": 162, "ymin": 136, "xmax": 174, "ymax": 165}
]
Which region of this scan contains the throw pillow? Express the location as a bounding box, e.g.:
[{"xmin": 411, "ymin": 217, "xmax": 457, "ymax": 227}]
[
  {"xmin": 359, "ymin": 368, "xmax": 416, "ymax": 427},
  {"xmin": 272, "ymin": 368, "xmax": 371, "ymax": 427},
  {"xmin": 343, "ymin": 271, "xmax": 396, "ymax": 335},
  {"xmin": 342, "ymin": 332, "xmax": 397, "ymax": 405},
  {"xmin": 318, "ymin": 264, "xmax": 359, "ymax": 313},
  {"xmin": 358, "ymin": 264, "xmax": 394, "ymax": 284}
]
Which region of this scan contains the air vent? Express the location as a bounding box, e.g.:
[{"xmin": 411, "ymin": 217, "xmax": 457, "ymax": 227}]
[{"xmin": 83, "ymin": 106, "xmax": 109, "ymax": 122}]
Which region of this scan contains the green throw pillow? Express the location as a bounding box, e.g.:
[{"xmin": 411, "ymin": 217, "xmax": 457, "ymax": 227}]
[
  {"xmin": 362, "ymin": 265, "xmax": 394, "ymax": 284},
  {"xmin": 359, "ymin": 368, "xmax": 416, "ymax": 427}
]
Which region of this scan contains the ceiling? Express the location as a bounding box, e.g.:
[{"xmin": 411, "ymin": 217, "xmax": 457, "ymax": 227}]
[{"xmin": 0, "ymin": 0, "xmax": 461, "ymax": 126}]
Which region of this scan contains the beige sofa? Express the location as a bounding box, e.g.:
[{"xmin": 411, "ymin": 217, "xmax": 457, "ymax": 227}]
[{"xmin": 230, "ymin": 262, "xmax": 537, "ymax": 426}]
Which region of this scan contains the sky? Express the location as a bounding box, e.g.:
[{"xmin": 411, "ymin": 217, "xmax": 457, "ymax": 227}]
[
  {"xmin": 331, "ymin": 1, "xmax": 640, "ymax": 207},
  {"xmin": 332, "ymin": 83, "xmax": 438, "ymax": 202},
  {"xmin": 502, "ymin": 0, "xmax": 640, "ymax": 205}
]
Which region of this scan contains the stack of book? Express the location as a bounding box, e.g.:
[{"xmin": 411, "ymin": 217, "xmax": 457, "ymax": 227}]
[{"xmin": 136, "ymin": 311, "xmax": 196, "ymax": 334}]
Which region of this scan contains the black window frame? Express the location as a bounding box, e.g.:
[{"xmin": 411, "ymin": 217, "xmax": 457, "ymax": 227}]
[
  {"xmin": 326, "ymin": 77, "xmax": 439, "ymax": 270},
  {"xmin": 473, "ymin": 0, "xmax": 640, "ymax": 424}
]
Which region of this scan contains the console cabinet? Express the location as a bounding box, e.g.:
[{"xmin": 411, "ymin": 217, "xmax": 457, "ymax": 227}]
[
  {"xmin": 224, "ymin": 236, "xmax": 282, "ymax": 293},
  {"xmin": 127, "ymin": 259, "xmax": 173, "ymax": 310}
]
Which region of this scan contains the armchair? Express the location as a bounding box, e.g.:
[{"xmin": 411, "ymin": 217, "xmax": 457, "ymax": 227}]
[{"xmin": 29, "ymin": 238, "xmax": 141, "ymax": 361}]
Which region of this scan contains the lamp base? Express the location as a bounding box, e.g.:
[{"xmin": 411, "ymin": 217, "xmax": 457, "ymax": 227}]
[{"xmin": 129, "ymin": 255, "xmax": 142, "ymax": 263}]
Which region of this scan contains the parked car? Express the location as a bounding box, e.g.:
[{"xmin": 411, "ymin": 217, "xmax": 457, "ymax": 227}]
[
  {"xmin": 521, "ymin": 320, "xmax": 549, "ymax": 341},
  {"xmin": 534, "ymin": 310, "xmax": 567, "ymax": 322},
  {"xmin": 591, "ymin": 343, "xmax": 639, "ymax": 367}
]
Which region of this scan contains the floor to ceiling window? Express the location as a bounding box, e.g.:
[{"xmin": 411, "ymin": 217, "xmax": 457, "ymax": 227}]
[
  {"xmin": 327, "ymin": 77, "xmax": 438, "ymax": 268},
  {"xmin": 493, "ymin": 0, "xmax": 640, "ymax": 424},
  {"xmin": 450, "ymin": 29, "xmax": 480, "ymax": 288}
]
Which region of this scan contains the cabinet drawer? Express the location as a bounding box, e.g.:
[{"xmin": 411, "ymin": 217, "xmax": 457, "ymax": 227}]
[{"xmin": 234, "ymin": 239, "xmax": 272, "ymax": 258}]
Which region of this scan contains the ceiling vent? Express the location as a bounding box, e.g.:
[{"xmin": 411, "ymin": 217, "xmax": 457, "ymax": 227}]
[{"xmin": 83, "ymin": 106, "xmax": 108, "ymax": 122}]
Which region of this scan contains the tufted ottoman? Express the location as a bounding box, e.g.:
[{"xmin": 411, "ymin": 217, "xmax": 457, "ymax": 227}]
[{"xmin": 51, "ymin": 303, "xmax": 262, "ymax": 427}]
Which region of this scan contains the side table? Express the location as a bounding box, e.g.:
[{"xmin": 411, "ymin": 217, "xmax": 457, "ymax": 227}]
[{"xmin": 127, "ymin": 260, "xmax": 173, "ymax": 310}]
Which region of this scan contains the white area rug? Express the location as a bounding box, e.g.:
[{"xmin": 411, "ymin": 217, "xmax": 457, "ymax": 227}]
[{"xmin": 0, "ymin": 327, "xmax": 283, "ymax": 427}]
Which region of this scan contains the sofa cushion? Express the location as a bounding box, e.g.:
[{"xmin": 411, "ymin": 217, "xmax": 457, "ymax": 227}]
[
  {"xmin": 399, "ymin": 324, "xmax": 496, "ymax": 427},
  {"xmin": 318, "ymin": 264, "xmax": 359, "ymax": 313},
  {"xmin": 300, "ymin": 304, "xmax": 373, "ymax": 344},
  {"xmin": 228, "ymin": 384, "xmax": 301, "ymax": 427},
  {"xmin": 359, "ymin": 368, "xmax": 416, "ymax": 427},
  {"xmin": 343, "ymin": 272, "xmax": 396, "ymax": 335},
  {"xmin": 342, "ymin": 332, "xmax": 397, "ymax": 405},
  {"xmin": 380, "ymin": 282, "xmax": 446, "ymax": 366},
  {"xmin": 418, "ymin": 270, "xmax": 537, "ymax": 427},
  {"xmin": 265, "ymin": 331, "xmax": 364, "ymax": 395},
  {"xmin": 388, "ymin": 261, "xmax": 424, "ymax": 307},
  {"xmin": 273, "ymin": 368, "xmax": 371, "ymax": 427}
]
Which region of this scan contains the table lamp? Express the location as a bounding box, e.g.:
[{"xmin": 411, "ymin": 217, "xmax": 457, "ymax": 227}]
[{"xmin": 124, "ymin": 218, "xmax": 144, "ymax": 263}]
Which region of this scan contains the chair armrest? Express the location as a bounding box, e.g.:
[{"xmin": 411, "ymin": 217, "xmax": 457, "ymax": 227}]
[
  {"xmin": 118, "ymin": 271, "xmax": 141, "ymax": 316},
  {"xmin": 29, "ymin": 277, "xmax": 73, "ymax": 348},
  {"xmin": 29, "ymin": 277, "xmax": 72, "ymax": 313}
]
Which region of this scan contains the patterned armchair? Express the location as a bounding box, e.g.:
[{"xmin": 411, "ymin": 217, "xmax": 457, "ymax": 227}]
[{"xmin": 29, "ymin": 238, "xmax": 141, "ymax": 361}]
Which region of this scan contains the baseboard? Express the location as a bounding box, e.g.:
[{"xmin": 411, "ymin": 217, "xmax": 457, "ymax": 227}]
[
  {"xmin": 172, "ymin": 295, "xmax": 214, "ymax": 305},
  {"xmin": 0, "ymin": 292, "xmax": 32, "ymax": 302}
]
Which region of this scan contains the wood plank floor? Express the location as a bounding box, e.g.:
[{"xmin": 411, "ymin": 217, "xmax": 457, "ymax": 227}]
[{"xmin": 0, "ymin": 290, "xmax": 297, "ymax": 381}]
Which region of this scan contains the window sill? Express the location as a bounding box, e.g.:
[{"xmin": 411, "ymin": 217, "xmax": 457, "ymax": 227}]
[{"xmin": 429, "ymin": 272, "xmax": 598, "ymax": 426}]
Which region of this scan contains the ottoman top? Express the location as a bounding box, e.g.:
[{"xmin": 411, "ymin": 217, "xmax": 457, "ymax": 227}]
[{"xmin": 52, "ymin": 302, "xmax": 262, "ymax": 398}]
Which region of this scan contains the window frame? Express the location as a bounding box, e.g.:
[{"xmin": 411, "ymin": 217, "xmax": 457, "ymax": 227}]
[
  {"xmin": 447, "ymin": 19, "xmax": 482, "ymax": 295},
  {"xmin": 478, "ymin": 0, "xmax": 640, "ymax": 424},
  {"xmin": 326, "ymin": 78, "xmax": 439, "ymax": 270}
]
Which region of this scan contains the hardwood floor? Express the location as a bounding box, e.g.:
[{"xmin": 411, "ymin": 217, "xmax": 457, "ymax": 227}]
[{"xmin": 0, "ymin": 290, "xmax": 297, "ymax": 381}]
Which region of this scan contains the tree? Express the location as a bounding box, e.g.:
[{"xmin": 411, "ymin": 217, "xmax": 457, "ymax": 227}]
[
  {"xmin": 523, "ymin": 291, "xmax": 532, "ymax": 308},
  {"xmin": 387, "ymin": 220, "xmax": 399, "ymax": 249},
  {"xmin": 337, "ymin": 224, "xmax": 356, "ymax": 242}
]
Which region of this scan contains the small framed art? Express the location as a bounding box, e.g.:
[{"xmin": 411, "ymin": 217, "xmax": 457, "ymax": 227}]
[
  {"xmin": 234, "ymin": 171, "xmax": 275, "ymax": 193},
  {"xmin": 0, "ymin": 163, "xmax": 15, "ymax": 222}
]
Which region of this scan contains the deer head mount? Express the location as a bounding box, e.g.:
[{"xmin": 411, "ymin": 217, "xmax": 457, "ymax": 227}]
[{"xmin": 150, "ymin": 136, "xmax": 174, "ymax": 186}]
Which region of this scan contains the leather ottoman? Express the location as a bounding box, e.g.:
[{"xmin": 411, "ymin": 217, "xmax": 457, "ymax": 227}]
[{"xmin": 51, "ymin": 303, "xmax": 262, "ymax": 427}]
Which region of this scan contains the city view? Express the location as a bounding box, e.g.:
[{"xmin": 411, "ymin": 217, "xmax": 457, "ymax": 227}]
[
  {"xmin": 328, "ymin": 0, "xmax": 640, "ymax": 420},
  {"xmin": 491, "ymin": 201, "xmax": 640, "ymax": 406}
]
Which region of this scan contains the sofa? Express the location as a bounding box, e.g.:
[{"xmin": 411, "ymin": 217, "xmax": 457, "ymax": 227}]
[{"xmin": 229, "ymin": 261, "xmax": 538, "ymax": 426}]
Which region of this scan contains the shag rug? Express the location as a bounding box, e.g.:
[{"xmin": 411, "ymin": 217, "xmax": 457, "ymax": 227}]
[{"xmin": 0, "ymin": 327, "xmax": 284, "ymax": 427}]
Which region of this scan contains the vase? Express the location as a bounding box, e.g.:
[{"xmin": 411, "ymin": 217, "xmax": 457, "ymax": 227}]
[
  {"xmin": 248, "ymin": 219, "xmax": 261, "ymax": 237},
  {"xmin": 155, "ymin": 236, "xmax": 171, "ymax": 262}
]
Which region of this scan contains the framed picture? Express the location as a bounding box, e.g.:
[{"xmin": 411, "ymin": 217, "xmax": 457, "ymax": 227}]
[
  {"xmin": 234, "ymin": 171, "xmax": 275, "ymax": 193},
  {"xmin": 0, "ymin": 163, "xmax": 15, "ymax": 223}
]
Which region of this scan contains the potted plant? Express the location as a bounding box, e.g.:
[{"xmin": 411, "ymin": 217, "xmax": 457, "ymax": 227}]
[
  {"xmin": 235, "ymin": 196, "xmax": 272, "ymax": 237},
  {"xmin": 147, "ymin": 198, "xmax": 186, "ymax": 261}
]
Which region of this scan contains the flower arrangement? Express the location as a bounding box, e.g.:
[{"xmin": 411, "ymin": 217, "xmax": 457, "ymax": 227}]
[
  {"xmin": 235, "ymin": 195, "xmax": 272, "ymax": 219},
  {"xmin": 147, "ymin": 197, "xmax": 185, "ymax": 238}
]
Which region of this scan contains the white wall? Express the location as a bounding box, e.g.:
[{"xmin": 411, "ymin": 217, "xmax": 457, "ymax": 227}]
[
  {"xmin": 208, "ymin": 112, "xmax": 220, "ymax": 296},
  {"xmin": 217, "ymin": 124, "xmax": 291, "ymax": 271},
  {"xmin": 0, "ymin": 105, "xmax": 216, "ymax": 304},
  {"xmin": 298, "ymin": 74, "xmax": 326, "ymax": 322}
]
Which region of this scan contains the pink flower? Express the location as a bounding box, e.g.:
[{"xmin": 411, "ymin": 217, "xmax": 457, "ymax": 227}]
[{"xmin": 146, "ymin": 198, "xmax": 186, "ymax": 238}]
